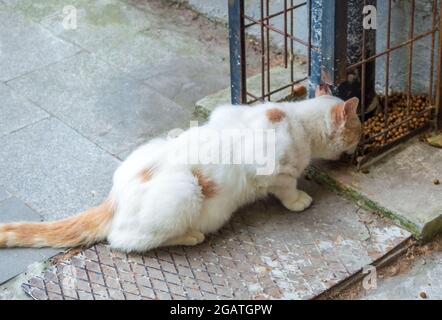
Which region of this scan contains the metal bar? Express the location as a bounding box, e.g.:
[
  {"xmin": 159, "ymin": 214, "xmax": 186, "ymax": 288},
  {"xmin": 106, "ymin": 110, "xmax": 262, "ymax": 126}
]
[
  {"xmin": 406, "ymin": 0, "xmax": 416, "ymax": 132},
  {"xmin": 383, "ymin": 0, "xmax": 392, "ymax": 142},
  {"xmin": 290, "ymin": 0, "xmax": 294, "ymax": 82},
  {"xmin": 436, "ymin": 0, "xmax": 442, "ymax": 128},
  {"xmin": 307, "ymin": 0, "xmax": 312, "ymax": 83},
  {"xmin": 260, "ymin": 0, "xmax": 265, "ymax": 100},
  {"xmin": 246, "ymin": 77, "xmax": 308, "ymax": 104},
  {"xmin": 228, "ymin": 0, "xmax": 246, "ymax": 104},
  {"xmin": 361, "ymin": 0, "xmax": 367, "ymax": 135},
  {"xmin": 266, "ymin": 0, "xmax": 270, "ymax": 100},
  {"xmin": 284, "ymin": 0, "xmax": 288, "ymax": 68},
  {"xmin": 243, "ymin": 14, "xmax": 314, "ymax": 49},
  {"xmin": 347, "ymin": 28, "xmax": 438, "ymax": 71},
  {"xmin": 429, "ymin": 0, "xmax": 437, "ymax": 105},
  {"xmin": 244, "ymin": 2, "xmax": 306, "ymax": 28},
  {"xmin": 320, "ymin": 0, "xmax": 347, "ymax": 85},
  {"xmin": 309, "ymin": 0, "xmax": 321, "ymax": 98}
]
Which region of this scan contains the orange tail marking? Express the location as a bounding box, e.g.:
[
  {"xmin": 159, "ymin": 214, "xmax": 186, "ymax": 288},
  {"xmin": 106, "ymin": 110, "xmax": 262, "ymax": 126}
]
[{"xmin": 0, "ymin": 198, "xmax": 114, "ymax": 248}]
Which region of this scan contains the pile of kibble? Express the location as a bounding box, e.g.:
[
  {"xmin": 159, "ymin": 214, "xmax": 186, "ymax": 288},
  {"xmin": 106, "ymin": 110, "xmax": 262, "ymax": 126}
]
[{"xmin": 363, "ymin": 92, "xmax": 432, "ymax": 149}]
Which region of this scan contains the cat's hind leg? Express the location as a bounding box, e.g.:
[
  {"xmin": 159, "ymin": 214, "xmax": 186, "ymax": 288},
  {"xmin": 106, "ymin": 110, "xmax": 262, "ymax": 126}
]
[
  {"xmin": 162, "ymin": 230, "xmax": 205, "ymax": 247},
  {"xmin": 108, "ymin": 168, "xmax": 205, "ymax": 252}
]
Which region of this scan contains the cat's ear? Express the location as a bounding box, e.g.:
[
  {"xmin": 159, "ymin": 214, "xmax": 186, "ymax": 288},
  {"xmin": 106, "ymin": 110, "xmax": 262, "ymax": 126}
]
[
  {"xmin": 343, "ymin": 97, "xmax": 359, "ymax": 117},
  {"xmin": 331, "ymin": 97, "xmax": 359, "ymax": 126}
]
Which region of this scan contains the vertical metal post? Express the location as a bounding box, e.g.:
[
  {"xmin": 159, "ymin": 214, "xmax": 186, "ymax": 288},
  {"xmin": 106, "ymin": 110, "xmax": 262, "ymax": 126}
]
[
  {"xmin": 436, "ymin": 0, "xmax": 442, "ymax": 129},
  {"xmin": 309, "ymin": 0, "xmax": 347, "ymax": 97},
  {"xmin": 321, "ymin": 0, "xmax": 348, "ymax": 87},
  {"xmin": 309, "ymin": 0, "xmax": 321, "ymax": 98},
  {"xmin": 228, "ymin": 0, "xmax": 246, "ymax": 105},
  {"xmin": 339, "ymin": 0, "xmax": 376, "ymax": 107}
]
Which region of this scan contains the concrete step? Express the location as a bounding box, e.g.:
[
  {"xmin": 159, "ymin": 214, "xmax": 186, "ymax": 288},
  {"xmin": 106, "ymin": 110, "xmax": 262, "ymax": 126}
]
[{"xmin": 309, "ymin": 138, "xmax": 442, "ymax": 242}]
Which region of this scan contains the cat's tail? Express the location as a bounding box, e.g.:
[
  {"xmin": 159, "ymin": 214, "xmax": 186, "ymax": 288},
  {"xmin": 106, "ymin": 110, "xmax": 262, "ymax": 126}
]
[{"xmin": 0, "ymin": 198, "xmax": 114, "ymax": 248}]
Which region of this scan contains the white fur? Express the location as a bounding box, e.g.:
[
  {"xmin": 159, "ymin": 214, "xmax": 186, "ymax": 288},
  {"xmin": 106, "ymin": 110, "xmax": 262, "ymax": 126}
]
[{"xmin": 107, "ymin": 95, "xmax": 360, "ymax": 252}]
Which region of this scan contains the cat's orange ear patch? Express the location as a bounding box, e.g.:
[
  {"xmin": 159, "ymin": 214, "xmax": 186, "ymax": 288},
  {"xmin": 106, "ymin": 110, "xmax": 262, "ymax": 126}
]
[
  {"xmin": 266, "ymin": 108, "xmax": 286, "ymax": 123},
  {"xmin": 193, "ymin": 170, "xmax": 217, "ymax": 199},
  {"xmin": 332, "ymin": 97, "xmax": 359, "ymax": 125},
  {"xmin": 343, "ymin": 97, "xmax": 359, "ymax": 116}
]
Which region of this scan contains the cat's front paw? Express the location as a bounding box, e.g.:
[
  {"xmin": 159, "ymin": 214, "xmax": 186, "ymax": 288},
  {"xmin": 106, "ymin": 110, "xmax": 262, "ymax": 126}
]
[{"xmin": 282, "ymin": 191, "xmax": 313, "ymax": 212}]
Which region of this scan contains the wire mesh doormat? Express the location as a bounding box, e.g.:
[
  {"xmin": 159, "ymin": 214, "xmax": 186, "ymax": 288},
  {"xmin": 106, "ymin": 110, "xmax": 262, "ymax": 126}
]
[{"xmin": 22, "ymin": 198, "xmax": 410, "ymax": 300}]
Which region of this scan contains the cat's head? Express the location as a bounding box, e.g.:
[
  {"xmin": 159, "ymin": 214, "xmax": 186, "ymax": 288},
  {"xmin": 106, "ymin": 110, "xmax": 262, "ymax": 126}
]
[{"xmin": 314, "ymin": 95, "xmax": 362, "ymax": 160}]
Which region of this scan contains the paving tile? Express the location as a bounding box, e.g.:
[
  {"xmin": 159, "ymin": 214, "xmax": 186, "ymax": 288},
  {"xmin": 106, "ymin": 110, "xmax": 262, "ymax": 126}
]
[
  {"xmin": 0, "ymin": 83, "xmax": 49, "ymax": 138},
  {"xmin": 0, "ymin": 4, "xmax": 80, "ymax": 81},
  {"xmin": 7, "ymin": 0, "xmax": 155, "ymax": 52},
  {"xmin": 0, "ymin": 197, "xmax": 58, "ymax": 284},
  {"xmin": 0, "ymin": 188, "xmax": 11, "ymax": 202},
  {"xmin": 0, "ymin": 117, "xmax": 120, "ymax": 220},
  {"xmin": 359, "ymin": 248, "xmax": 442, "ymax": 300},
  {"xmin": 142, "ymin": 57, "xmax": 230, "ymax": 110},
  {"xmin": 22, "ymin": 179, "xmax": 411, "ymax": 300},
  {"xmin": 93, "ymin": 27, "xmax": 202, "ymax": 81},
  {"xmin": 8, "ymin": 52, "xmax": 192, "ymax": 155}
]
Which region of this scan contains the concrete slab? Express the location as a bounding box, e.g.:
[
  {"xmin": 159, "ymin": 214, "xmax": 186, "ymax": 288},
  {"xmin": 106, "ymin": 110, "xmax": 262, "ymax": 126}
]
[
  {"xmin": 0, "ymin": 83, "xmax": 49, "ymax": 138},
  {"xmin": 359, "ymin": 250, "xmax": 442, "ymax": 300},
  {"xmin": 0, "ymin": 189, "xmax": 10, "ymax": 203},
  {"xmin": 0, "ymin": 197, "xmax": 58, "ymax": 284},
  {"xmin": 0, "ymin": 117, "xmax": 120, "ymax": 220},
  {"xmin": 7, "ymin": 0, "xmax": 154, "ymax": 52},
  {"xmin": 7, "ymin": 52, "xmax": 192, "ymax": 156},
  {"xmin": 93, "ymin": 25, "xmax": 207, "ymax": 81},
  {"xmin": 21, "ymin": 179, "xmax": 411, "ymax": 300},
  {"xmin": 0, "ymin": 4, "xmax": 80, "ymax": 81},
  {"xmin": 195, "ymin": 66, "xmax": 308, "ymax": 119},
  {"xmin": 143, "ymin": 57, "xmax": 230, "ymax": 110},
  {"xmin": 309, "ymin": 138, "xmax": 442, "ymax": 241}
]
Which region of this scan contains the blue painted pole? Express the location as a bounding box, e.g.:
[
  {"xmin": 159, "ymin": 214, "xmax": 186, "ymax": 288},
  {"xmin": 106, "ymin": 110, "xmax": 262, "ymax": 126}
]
[
  {"xmin": 309, "ymin": 0, "xmax": 347, "ymax": 98},
  {"xmin": 228, "ymin": 0, "xmax": 246, "ymax": 105},
  {"xmin": 309, "ymin": 0, "xmax": 322, "ymax": 98},
  {"xmin": 309, "ymin": 0, "xmax": 376, "ymax": 107}
]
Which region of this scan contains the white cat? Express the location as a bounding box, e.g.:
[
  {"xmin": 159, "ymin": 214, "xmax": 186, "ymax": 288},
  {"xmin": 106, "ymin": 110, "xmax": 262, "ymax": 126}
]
[{"xmin": 0, "ymin": 86, "xmax": 361, "ymax": 252}]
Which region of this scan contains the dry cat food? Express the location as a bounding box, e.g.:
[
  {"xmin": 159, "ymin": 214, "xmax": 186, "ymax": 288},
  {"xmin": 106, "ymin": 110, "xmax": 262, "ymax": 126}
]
[{"xmin": 362, "ymin": 92, "xmax": 432, "ymax": 149}]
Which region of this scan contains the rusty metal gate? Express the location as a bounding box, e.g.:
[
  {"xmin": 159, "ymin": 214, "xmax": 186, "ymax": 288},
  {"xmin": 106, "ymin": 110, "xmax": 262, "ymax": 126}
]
[{"xmin": 228, "ymin": 0, "xmax": 442, "ymax": 167}]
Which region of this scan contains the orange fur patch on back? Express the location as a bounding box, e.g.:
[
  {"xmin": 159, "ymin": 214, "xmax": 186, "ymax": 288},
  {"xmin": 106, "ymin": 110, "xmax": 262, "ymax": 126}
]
[
  {"xmin": 266, "ymin": 108, "xmax": 286, "ymax": 123},
  {"xmin": 193, "ymin": 170, "xmax": 217, "ymax": 199},
  {"xmin": 137, "ymin": 167, "xmax": 154, "ymax": 182}
]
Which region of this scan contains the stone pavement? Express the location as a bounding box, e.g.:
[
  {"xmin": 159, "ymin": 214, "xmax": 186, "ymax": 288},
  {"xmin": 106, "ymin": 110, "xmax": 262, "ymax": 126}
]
[
  {"xmin": 0, "ymin": 0, "xmax": 236, "ymax": 285},
  {"xmin": 360, "ymin": 249, "xmax": 442, "ymax": 300}
]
